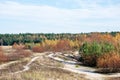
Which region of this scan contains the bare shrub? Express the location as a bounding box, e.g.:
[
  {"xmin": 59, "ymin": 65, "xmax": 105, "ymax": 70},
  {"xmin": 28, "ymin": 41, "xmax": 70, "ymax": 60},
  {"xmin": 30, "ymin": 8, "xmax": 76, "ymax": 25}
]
[{"xmin": 7, "ymin": 50, "xmax": 31, "ymax": 61}]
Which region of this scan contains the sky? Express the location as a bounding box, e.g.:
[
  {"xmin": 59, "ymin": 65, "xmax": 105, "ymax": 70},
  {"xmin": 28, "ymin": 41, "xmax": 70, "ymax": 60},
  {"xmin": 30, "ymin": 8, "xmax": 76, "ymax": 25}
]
[{"xmin": 0, "ymin": 0, "xmax": 120, "ymax": 33}]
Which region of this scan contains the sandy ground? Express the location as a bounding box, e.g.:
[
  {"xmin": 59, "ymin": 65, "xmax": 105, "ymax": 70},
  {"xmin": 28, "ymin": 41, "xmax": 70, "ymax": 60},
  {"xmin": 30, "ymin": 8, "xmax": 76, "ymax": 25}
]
[
  {"xmin": 48, "ymin": 53, "xmax": 120, "ymax": 80},
  {"xmin": 0, "ymin": 46, "xmax": 120, "ymax": 80}
]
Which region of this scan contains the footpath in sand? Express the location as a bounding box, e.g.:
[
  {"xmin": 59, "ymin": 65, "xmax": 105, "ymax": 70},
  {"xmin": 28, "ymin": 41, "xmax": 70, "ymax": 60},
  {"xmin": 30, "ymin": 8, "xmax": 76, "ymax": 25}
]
[{"xmin": 0, "ymin": 47, "xmax": 120, "ymax": 80}]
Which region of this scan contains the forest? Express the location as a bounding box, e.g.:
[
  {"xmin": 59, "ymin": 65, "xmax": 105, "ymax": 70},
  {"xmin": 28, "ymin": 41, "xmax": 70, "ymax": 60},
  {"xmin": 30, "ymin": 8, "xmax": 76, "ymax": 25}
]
[{"xmin": 0, "ymin": 32, "xmax": 119, "ymax": 45}]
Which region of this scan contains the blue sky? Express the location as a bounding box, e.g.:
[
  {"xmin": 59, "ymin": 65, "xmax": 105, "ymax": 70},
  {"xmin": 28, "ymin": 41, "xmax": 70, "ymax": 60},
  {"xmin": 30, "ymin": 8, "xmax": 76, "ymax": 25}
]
[{"xmin": 0, "ymin": 0, "xmax": 120, "ymax": 33}]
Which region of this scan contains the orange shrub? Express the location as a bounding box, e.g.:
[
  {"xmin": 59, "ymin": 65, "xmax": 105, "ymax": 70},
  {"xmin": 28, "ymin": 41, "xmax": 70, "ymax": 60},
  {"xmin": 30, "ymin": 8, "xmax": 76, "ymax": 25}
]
[
  {"xmin": 12, "ymin": 43, "xmax": 25, "ymax": 50},
  {"xmin": 32, "ymin": 46, "xmax": 45, "ymax": 53},
  {"xmin": 54, "ymin": 40, "xmax": 71, "ymax": 51},
  {"xmin": 97, "ymin": 52, "xmax": 120, "ymax": 73}
]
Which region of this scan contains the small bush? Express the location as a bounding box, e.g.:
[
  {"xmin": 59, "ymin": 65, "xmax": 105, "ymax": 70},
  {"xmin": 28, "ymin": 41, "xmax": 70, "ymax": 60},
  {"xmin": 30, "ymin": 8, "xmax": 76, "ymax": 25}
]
[
  {"xmin": 97, "ymin": 52, "xmax": 120, "ymax": 73},
  {"xmin": 12, "ymin": 43, "xmax": 25, "ymax": 50},
  {"xmin": 32, "ymin": 46, "xmax": 45, "ymax": 53},
  {"xmin": 54, "ymin": 40, "xmax": 71, "ymax": 52},
  {"xmin": 0, "ymin": 47, "xmax": 8, "ymax": 62},
  {"xmin": 24, "ymin": 43, "xmax": 34, "ymax": 49},
  {"xmin": 7, "ymin": 50, "xmax": 31, "ymax": 61},
  {"xmin": 0, "ymin": 52, "xmax": 8, "ymax": 62}
]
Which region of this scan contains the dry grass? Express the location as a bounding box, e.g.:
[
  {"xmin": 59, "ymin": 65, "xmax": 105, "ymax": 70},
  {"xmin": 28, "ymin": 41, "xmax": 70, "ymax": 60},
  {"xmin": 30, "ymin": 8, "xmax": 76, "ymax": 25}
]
[
  {"xmin": 105, "ymin": 77, "xmax": 120, "ymax": 80},
  {"xmin": 0, "ymin": 68, "xmax": 86, "ymax": 80},
  {"xmin": 0, "ymin": 58, "xmax": 30, "ymax": 76},
  {"xmin": 6, "ymin": 49, "xmax": 31, "ymax": 61},
  {"xmin": 0, "ymin": 46, "xmax": 31, "ymax": 63},
  {"xmin": 0, "ymin": 53, "xmax": 87, "ymax": 80},
  {"xmin": 0, "ymin": 47, "xmax": 8, "ymax": 63}
]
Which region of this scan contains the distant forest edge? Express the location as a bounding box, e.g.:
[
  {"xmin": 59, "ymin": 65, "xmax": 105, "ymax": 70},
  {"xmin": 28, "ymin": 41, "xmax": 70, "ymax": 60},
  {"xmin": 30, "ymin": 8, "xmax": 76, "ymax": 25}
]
[{"xmin": 0, "ymin": 32, "xmax": 120, "ymax": 45}]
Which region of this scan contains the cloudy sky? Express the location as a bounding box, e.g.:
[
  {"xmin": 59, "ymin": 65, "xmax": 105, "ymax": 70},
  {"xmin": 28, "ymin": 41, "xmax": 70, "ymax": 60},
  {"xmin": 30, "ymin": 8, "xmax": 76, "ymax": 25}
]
[{"xmin": 0, "ymin": 0, "xmax": 120, "ymax": 33}]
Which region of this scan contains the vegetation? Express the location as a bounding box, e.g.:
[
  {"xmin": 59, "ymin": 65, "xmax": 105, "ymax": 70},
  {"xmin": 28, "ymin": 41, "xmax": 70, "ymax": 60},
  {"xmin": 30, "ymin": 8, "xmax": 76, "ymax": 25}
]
[
  {"xmin": 97, "ymin": 52, "xmax": 120, "ymax": 73},
  {"xmin": 0, "ymin": 47, "xmax": 8, "ymax": 63},
  {"xmin": 0, "ymin": 32, "xmax": 119, "ymax": 45},
  {"xmin": 1, "ymin": 32, "xmax": 120, "ymax": 73},
  {"xmin": 79, "ymin": 42, "xmax": 115, "ymax": 66},
  {"xmin": 78, "ymin": 32, "xmax": 120, "ymax": 72},
  {"xmin": 0, "ymin": 45, "xmax": 31, "ymax": 63}
]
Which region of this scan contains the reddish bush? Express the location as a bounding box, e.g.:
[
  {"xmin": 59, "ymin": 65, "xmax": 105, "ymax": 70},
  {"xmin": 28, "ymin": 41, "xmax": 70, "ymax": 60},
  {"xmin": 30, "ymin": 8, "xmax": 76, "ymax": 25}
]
[
  {"xmin": 54, "ymin": 40, "xmax": 71, "ymax": 51},
  {"xmin": 32, "ymin": 46, "xmax": 45, "ymax": 53},
  {"xmin": 0, "ymin": 52, "xmax": 8, "ymax": 62},
  {"xmin": 12, "ymin": 43, "xmax": 25, "ymax": 50},
  {"xmin": 7, "ymin": 50, "xmax": 31, "ymax": 61},
  {"xmin": 0, "ymin": 47, "xmax": 2, "ymax": 51},
  {"xmin": 0, "ymin": 47, "xmax": 8, "ymax": 62},
  {"xmin": 97, "ymin": 52, "xmax": 120, "ymax": 73}
]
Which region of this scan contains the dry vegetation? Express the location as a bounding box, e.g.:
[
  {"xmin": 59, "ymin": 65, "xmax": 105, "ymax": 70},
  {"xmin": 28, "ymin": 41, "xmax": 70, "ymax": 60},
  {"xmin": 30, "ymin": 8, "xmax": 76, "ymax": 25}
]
[
  {"xmin": 97, "ymin": 52, "xmax": 120, "ymax": 73},
  {"xmin": 0, "ymin": 58, "xmax": 29, "ymax": 76},
  {"xmin": 0, "ymin": 33, "xmax": 120, "ymax": 79},
  {"xmin": 0, "ymin": 44, "xmax": 31, "ymax": 63},
  {"xmin": 0, "ymin": 52, "xmax": 86, "ymax": 80},
  {"xmin": 0, "ymin": 47, "xmax": 8, "ymax": 63}
]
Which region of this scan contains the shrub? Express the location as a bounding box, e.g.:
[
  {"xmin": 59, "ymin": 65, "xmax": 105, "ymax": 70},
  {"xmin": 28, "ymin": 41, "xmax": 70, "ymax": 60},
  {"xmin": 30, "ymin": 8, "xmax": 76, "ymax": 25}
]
[
  {"xmin": 24, "ymin": 43, "xmax": 34, "ymax": 49},
  {"xmin": 97, "ymin": 52, "xmax": 120, "ymax": 73},
  {"xmin": 54, "ymin": 40, "xmax": 71, "ymax": 52},
  {"xmin": 81, "ymin": 54, "xmax": 98, "ymax": 67},
  {"xmin": 12, "ymin": 43, "xmax": 25, "ymax": 50},
  {"xmin": 7, "ymin": 49, "xmax": 31, "ymax": 61},
  {"xmin": 0, "ymin": 52, "xmax": 8, "ymax": 62},
  {"xmin": 79, "ymin": 42, "xmax": 115, "ymax": 67},
  {"xmin": 32, "ymin": 46, "xmax": 45, "ymax": 53},
  {"xmin": 102, "ymin": 43, "xmax": 115, "ymax": 53},
  {"xmin": 0, "ymin": 47, "xmax": 8, "ymax": 62}
]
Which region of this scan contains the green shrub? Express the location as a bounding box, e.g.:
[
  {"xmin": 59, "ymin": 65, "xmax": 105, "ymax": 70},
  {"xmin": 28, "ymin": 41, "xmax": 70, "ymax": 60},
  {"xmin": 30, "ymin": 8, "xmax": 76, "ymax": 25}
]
[
  {"xmin": 79, "ymin": 42, "xmax": 115, "ymax": 67},
  {"xmin": 25, "ymin": 43, "xmax": 34, "ymax": 49}
]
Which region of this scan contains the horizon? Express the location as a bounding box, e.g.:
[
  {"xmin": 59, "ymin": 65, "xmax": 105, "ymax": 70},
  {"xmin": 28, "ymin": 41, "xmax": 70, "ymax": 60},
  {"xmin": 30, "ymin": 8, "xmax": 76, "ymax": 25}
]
[
  {"xmin": 0, "ymin": 0, "xmax": 120, "ymax": 33},
  {"xmin": 0, "ymin": 31, "xmax": 120, "ymax": 34}
]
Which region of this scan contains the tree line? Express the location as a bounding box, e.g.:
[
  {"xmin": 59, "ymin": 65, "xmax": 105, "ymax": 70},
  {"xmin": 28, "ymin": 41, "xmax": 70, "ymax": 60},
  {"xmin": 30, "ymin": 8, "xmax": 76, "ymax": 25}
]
[{"xmin": 0, "ymin": 32, "xmax": 119, "ymax": 45}]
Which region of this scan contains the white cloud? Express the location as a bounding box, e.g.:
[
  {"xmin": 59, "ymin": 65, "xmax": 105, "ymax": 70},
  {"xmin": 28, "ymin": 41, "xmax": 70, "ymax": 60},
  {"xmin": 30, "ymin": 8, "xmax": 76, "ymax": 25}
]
[{"xmin": 0, "ymin": 1, "xmax": 120, "ymax": 33}]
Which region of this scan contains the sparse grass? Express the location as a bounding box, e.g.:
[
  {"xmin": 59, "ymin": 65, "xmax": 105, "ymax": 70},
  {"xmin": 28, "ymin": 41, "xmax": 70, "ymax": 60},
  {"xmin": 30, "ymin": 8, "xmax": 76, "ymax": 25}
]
[
  {"xmin": 0, "ymin": 67, "xmax": 86, "ymax": 80},
  {"xmin": 0, "ymin": 58, "xmax": 30, "ymax": 76},
  {"xmin": 7, "ymin": 49, "xmax": 31, "ymax": 61},
  {"xmin": 106, "ymin": 77, "xmax": 120, "ymax": 80},
  {"xmin": 75, "ymin": 65, "xmax": 80, "ymax": 68},
  {"xmin": 0, "ymin": 47, "xmax": 8, "ymax": 63},
  {"xmin": 1, "ymin": 46, "xmax": 120, "ymax": 80},
  {"xmin": 0, "ymin": 63, "xmax": 85, "ymax": 80},
  {"xmin": 0, "ymin": 53, "xmax": 86, "ymax": 80},
  {"xmin": 21, "ymin": 67, "xmax": 85, "ymax": 80},
  {"xmin": 30, "ymin": 55, "xmax": 64, "ymax": 68}
]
